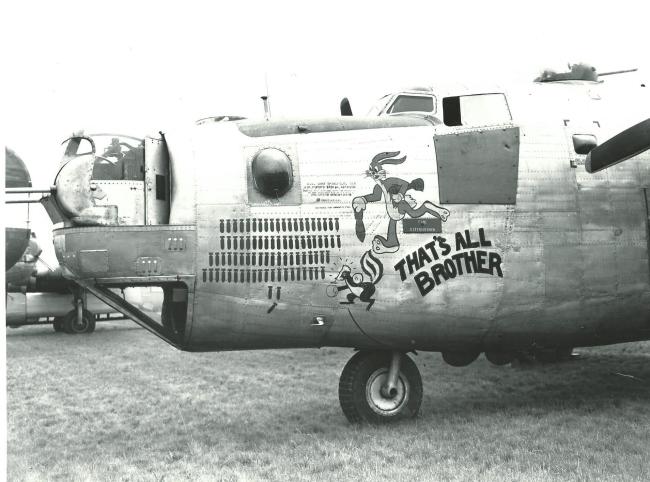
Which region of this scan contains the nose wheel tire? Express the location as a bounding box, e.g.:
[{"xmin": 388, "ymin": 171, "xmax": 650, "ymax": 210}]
[
  {"xmin": 339, "ymin": 351, "xmax": 422, "ymax": 424},
  {"xmin": 63, "ymin": 309, "xmax": 96, "ymax": 334}
]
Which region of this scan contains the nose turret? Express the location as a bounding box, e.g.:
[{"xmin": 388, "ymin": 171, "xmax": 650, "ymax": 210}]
[
  {"xmin": 54, "ymin": 150, "xmax": 118, "ymax": 225},
  {"xmin": 51, "ymin": 133, "xmax": 164, "ymax": 228}
]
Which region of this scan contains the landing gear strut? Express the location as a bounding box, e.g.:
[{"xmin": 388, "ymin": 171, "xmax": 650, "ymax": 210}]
[
  {"xmin": 62, "ymin": 297, "xmax": 96, "ymax": 334},
  {"xmin": 339, "ymin": 350, "xmax": 422, "ymax": 424}
]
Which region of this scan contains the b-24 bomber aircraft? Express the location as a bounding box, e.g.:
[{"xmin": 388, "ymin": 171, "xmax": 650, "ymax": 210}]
[{"xmin": 19, "ymin": 64, "xmax": 650, "ymax": 423}]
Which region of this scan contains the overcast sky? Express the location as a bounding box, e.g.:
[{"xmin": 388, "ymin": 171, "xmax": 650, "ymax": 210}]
[{"xmin": 3, "ymin": 0, "xmax": 649, "ymax": 264}]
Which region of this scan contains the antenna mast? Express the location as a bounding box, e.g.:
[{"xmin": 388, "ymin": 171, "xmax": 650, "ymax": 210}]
[{"xmin": 261, "ymin": 72, "xmax": 272, "ymax": 120}]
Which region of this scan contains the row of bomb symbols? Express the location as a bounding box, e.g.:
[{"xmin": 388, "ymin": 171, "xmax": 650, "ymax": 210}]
[
  {"xmin": 219, "ymin": 234, "xmax": 341, "ymax": 251},
  {"xmin": 220, "ymin": 218, "xmax": 340, "ymax": 234},
  {"xmin": 202, "ymin": 266, "xmax": 328, "ymax": 283},
  {"xmin": 209, "ymin": 251, "xmax": 331, "ymax": 267}
]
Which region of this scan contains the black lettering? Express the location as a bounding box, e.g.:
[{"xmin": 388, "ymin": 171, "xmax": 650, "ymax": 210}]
[
  {"xmin": 417, "ymin": 247, "xmax": 432, "ymax": 266},
  {"xmin": 466, "ymin": 229, "xmax": 480, "ymax": 249},
  {"xmin": 464, "ymin": 251, "xmax": 477, "ymax": 274},
  {"xmin": 439, "ymin": 238, "xmax": 451, "ymax": 256},
  {"xmin": 414, "ymin": 271, "xmax": 435, "ymax": 296},
  {"xmin": 443, "ymin": 259, "xmax": 457, "ymax": 278},
  {"xmin": 455, "ymin": 231, "xmax": 468, "ymax": 251},
  {"xmin": 476, "ymin": 250, "xmax": 491, "ymax": 274},
  {"xmin": 405, "ymin": 252, "xmax": 421, "ymax": 274},
  {"xmin": 451, "ymin": 253, "xmax": 465, "ymax": 275},
  {"xmin": 394, "ymin": 259, "xmax": 408, "ymax": 281},
  {"xmin": 479, "ymin": 228, "xmax": 492, "ymax": 247},
  {"xmin": 431, "ymin": 263, "xmax": 448, "ymax": 285},
  {"xmin": 489, "ymin": 252, "xmax": 503, "ymax": 277},
  {"xmin": 424, "ymin": 240, "xmax": 440, "ymax": 260}
]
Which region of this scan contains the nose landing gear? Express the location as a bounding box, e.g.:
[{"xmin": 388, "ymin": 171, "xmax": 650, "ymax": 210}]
[
  {"xmin": 338, "ymin": 350, "xmax": 422, "ymax": 424},
  {"xmin": 56, "ymin": 296, "xmax": 96, "ymax": 334}
]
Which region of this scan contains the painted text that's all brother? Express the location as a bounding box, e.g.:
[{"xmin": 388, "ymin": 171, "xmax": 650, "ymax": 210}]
[{"xmin": 394, "ymin": 228, "xmax": 503, "ymax": 296}]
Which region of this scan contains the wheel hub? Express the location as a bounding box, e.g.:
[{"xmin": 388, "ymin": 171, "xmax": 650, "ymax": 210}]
[
  {"xmin": 365, "ymin": 368, "xmax": 409, "ymax": 415},
  {"xmin": 73, "ymin": 318, "xmax": 88, "ymax": 331}
]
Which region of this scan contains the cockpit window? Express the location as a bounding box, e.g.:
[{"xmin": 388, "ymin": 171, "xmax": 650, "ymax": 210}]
[
  {"xmin": 443, "ymin": 93, "xmax": 511, "ymax": 127},
  {"xmin": 63, "ymin": 137, "xmax": 95, "ymax": 157},
  {"xmin": 367, "ymin": 94, "xmax": 393, "ymax": 116},
  {"xmin": 93, "ymin": 135, "xmax": 145, "ymax": 181},
  {"xmin": 387, "ymin": 95, "xmax": 435, "ymax": 114},
  {"xmin": 61, "ymin": 134, "xmax": 145, "ymax": 181}
]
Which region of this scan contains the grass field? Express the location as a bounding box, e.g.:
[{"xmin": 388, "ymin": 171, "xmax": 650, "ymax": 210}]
[{"xmin": 6, "ymin": 323, "xmax": 650, "ymax": 481}]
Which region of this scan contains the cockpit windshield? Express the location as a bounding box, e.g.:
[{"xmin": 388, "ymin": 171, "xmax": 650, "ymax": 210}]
[
  {"xmin": 367, "ymin": 94, "xmax": 393, "ymax": 116},
  {"xmin": 367, "ymin": 93, "xmax": 437, "ymax": 116},
  {"xmin": 62, "ymin": 134, "xmax": 145, "ymax": 181}
]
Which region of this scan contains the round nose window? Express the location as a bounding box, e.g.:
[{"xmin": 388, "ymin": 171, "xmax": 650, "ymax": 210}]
[{"xmin": 251, "ymin": 148, "xmax": 293, "ymax": 197}]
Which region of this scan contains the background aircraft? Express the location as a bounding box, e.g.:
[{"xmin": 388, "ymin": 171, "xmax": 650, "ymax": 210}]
[
  {"xmin": 4, "ymin": 148, "xmax": 164, "ymax": 333},
  {"xmin": 8, "ymin": 64, "xmax": 650, "ymax": 423}
]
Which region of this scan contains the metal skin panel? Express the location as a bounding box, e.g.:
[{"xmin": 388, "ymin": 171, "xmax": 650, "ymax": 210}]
[
  {"xmin": 79, "ymin": 250, "xmax": 109, "ymax": 274},
  {"xmin": 48, "ymin": 84, "xmax": 650, "ymax": 354},
  {"xmin": 237, "ymin": 116, "xmax": 432, "ymax": 137},
  {"xmin": 144, "ymin": 136, "xmax": 170, "ymax": 225},
  {"xmin": 54, "ymin": 225, "xmax": 196, "ymax": 279},
  {"xmin": 167, "ymin": 128, "xmax": 198, "ymax": 225},
  {"xmin": 435, "ymin": 126, "xmax": 520, "ymax": 204},
  {"xmin": 187, "ymin": 124, "xmax": 511, "ymax": 351},
  {"xmin": 93, "ymin": 180, "xmax": 145, "ymax": 225}
]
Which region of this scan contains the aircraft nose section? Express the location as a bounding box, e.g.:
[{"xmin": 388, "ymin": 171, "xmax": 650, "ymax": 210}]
[{"xmin": 54, "ymin": 153, "xmax": 118, "ymax": 225}]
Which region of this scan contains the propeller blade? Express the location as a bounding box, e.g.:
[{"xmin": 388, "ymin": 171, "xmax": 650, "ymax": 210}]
[{"xmin": 586, "ymin": 118, "xmax": 650, "ymax": 173}]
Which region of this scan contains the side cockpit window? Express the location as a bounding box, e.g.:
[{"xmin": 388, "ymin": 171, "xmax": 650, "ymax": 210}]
[
  {"xmin": 387, "ymin": 95, "xmax": 435, "ymax": 114},
  {"xmin": 92, "ymin": 136, "xmax": 145, "ymax": 181},
  {"xmin": 436, "ymin": 93, "xmax": 519, "ymax": 204},
  {"xmin": 443, "ymin": 93, "xmax": 511, "ymax": 127}
]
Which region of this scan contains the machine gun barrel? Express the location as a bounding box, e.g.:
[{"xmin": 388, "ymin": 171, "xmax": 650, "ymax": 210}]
[
  {"xmin": 599, "ymin": 68, "xmax": 638, "ymax": 77},
  {"xmin": 5, "ymin": 187, "xmax": 55, "ymax": 195}
]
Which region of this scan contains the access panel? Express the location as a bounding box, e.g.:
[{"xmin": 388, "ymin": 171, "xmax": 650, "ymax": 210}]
[{"xmin": 435, "ymin": 126, "xmax": 520, "ymax": 204}]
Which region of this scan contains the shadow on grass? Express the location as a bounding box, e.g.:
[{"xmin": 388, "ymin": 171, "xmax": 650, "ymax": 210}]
[
  {"xmin": 165, "ymin": 349, "xmax": 650, "ymax": 449},
  {"xmin": 7, "ymin": 327, "xmax": 650, "ymax": 459}
]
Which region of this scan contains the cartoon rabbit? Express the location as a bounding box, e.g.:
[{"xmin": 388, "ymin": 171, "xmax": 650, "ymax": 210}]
[{"xmin": 352, "ymin": 151, "xmax": 450, "ymax": 254}]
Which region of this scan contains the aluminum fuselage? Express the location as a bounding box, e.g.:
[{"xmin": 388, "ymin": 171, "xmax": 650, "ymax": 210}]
[{"xmin": 52, "ymin": 81, "xmax": 650, "ymax": 352}]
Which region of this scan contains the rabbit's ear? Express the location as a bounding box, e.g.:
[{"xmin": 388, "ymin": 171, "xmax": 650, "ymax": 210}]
[
  {"xmin": 370, "ymin": 151, "xmax": 401, "ymax": 167},
  {"xmin": 377, "ymin": 156, "xmax": 406, "ymax": 167}
]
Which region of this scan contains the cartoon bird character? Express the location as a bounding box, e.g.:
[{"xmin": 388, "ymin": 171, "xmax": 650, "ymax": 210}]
[{"xmin": 352, "ymin": 151, "xmax": 450, "ymax": 254}]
